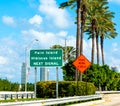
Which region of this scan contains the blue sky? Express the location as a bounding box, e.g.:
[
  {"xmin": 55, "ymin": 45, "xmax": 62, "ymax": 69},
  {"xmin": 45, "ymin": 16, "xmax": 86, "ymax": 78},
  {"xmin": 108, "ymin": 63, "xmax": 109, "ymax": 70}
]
[{"xmin": 0, "ymin": 0, "xmax": 120, "ymax": 83}]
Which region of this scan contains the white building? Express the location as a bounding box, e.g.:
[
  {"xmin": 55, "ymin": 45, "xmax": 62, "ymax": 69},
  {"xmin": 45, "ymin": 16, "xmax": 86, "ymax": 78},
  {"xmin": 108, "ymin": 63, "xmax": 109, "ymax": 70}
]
[
  {"xmin": 111, "ymin": 66, "xmax": 120, "ymax": 72},
  {"xmin": 40, "ymin": 68, "xmax": 49, "ymax": 81}
]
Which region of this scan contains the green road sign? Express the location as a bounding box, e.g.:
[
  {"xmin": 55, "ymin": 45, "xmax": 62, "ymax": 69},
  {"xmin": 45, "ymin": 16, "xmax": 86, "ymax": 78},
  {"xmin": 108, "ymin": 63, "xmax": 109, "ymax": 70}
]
[{"xmin": 30, "ymin": 49, "xmax": 63, "ymax": 67}]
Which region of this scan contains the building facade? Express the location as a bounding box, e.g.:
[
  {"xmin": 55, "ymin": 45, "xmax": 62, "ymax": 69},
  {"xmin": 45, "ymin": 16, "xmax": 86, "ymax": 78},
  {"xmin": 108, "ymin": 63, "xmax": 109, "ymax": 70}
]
[{"xmin": 40, "ymin": 68, "xmax": 49, "ymax": 81}]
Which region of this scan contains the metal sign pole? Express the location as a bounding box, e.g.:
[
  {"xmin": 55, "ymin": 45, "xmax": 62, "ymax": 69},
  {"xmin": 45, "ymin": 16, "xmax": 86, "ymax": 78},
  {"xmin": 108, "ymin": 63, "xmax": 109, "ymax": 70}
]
[
  {"xmin": 56, "ymin": 67, "xmax": 58, "ymax": 98},
  {"xmin": 34, "ymin": 67, "xmax": 37, "ymax": 99},
  {"xmin": 86, "ymin": 70, "xmax": 88, "ymax": 95}
]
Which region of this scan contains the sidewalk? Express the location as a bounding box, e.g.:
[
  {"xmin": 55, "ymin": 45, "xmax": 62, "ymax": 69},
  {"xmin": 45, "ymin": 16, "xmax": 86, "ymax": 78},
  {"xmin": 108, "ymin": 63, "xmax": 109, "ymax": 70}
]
[
  {"xmin": 68, "ymin": 100, "xmax": 105, "ymax": 106},
  {"xmin": 68, "ymin": 94, "xmax": 120, "ymax": 106}
]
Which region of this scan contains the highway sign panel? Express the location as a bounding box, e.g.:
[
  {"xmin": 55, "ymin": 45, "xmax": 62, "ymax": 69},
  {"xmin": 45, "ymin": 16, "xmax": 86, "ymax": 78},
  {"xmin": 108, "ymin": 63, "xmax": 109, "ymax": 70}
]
[
  {"xmin": 72, "ymin": 54, "xmax": 91, "ymax": 73},
  {"xmin": 30, "ymin": 49, "xmax": 63, "ymax": 67}
]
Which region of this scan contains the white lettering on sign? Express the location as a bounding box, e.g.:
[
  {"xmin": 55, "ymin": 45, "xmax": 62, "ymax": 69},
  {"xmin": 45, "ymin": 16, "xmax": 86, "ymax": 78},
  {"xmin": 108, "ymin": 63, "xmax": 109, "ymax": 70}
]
[
  {"xmin": 34, "ymin": 51, "xmax": 44, "ymax": 54},
  {"xmin": 49, "ymin": 57, "xmax": 61, "ymax": 60},
  {"xmin": 46, "ymin": 51, "xmax": 58, "ymax": 54},
  {"xmin": 33, "ymin": 62, "xmax": 43, "ymax": 65},
  {"xmin": 31, "ymin": 57, "xmax": 62, "ymax": 61},
  {"xmin": 31, "ymin": 57, "xmax": 48, "ymax": 60},
  {"xmin": 45, "ymin": 62, "xmax": 59, "ymax": 65}
]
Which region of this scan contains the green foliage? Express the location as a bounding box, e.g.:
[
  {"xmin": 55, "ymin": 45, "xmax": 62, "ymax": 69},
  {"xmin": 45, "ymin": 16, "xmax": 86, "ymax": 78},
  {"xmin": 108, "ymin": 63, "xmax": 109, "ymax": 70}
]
[
  {"xmin": 0, "ymin": 78, "xmax": 34, "ymax": 91},
  {"xmin": 37, "ymin": 81, "xmax": 56, "ymax": 98},
  {"xmin": 0, "ymin": 78, "xmax": 19, "ymax": 91},
  {"xmin": 27, "ymin": 83, "xmax": 34, "ymax": 91},
  {"xmin": 10, "ymin": 83, "xmax": 19, "ymax": 91},
  {"xmin": 83, "ymin": 64, "xmax": 120, "ymax": 91},
  {"xmin": 62, "ymin": 62, "xmax": 120, "ymax": 91},
  {"xmin": 62, "ymin": 60, "xmax": 75, "ymax": 81},
  {"xmin": 21, "ymin": 83, "xmax": 34, "ymax": 91},
  {"xmin": 0, "ymin": 78, "xmax": 20, "ymax": 91},
  {"xmin": 0, "ymin": 79, "xmax": 11, "ymax": 91},
  {"xmin": 37, "ymin": 81, "xmax": 96, "ymax": 98}
]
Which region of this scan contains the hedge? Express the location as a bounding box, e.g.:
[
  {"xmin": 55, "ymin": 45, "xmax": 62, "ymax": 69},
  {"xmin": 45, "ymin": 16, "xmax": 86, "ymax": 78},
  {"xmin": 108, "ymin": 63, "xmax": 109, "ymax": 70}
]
[{"xmin": 37, "ymin": 81, "xmax": 96, "ymax": 98}]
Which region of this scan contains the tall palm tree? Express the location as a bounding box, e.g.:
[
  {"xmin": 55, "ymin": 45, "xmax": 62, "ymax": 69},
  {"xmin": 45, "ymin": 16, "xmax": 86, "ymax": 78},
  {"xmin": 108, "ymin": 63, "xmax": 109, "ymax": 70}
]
[
  {"xmin": 85, "ymin": 0, "xmax": 100, "ymax": 64},
  {"xmin": 60, "ymin": 0, "xmax": 82, "ymax": 81},
  {"xmin": 60, "ymin": 0, "xmax": 91, "ymax": 81},
  {"xmin": 98, "ymin": 6, "xmax": 117, "ymax": 65},
  {"xmin": 60, "ymin": 0, "xmax": 117, "ymax": 79},
  {"xmin": 85, "ymin": 0, "xmax": 117, "ymax": 65},
  {"xmin": 76, "ymin": 0, "xmax": 81, "ymax": 81},
  {"xmin": 80, "ymin": 0, "xmax": 89, "ymax": 54},
  {"xmin": 94, "ymin": 0, "xmax": 111, "ymax": 65},
  {"xmin": 100, "ymin": 25, "xmax": 117, "ymax": 65}
]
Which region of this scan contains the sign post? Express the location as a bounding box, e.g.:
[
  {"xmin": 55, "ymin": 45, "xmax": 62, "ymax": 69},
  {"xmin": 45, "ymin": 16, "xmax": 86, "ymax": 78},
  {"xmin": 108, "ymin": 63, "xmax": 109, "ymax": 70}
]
[
  {"xmin": 30, "ymin": 49, "xmax": 63, "ymax": 98},
  {"xmin": 72, "ymin": 54, "xmax": 91, "ymax": 95},
  {"xmin": 56, "ymin": 67, "xmax": 58, "ymax": 98},
  {"xmin": 34, "ymin": 67, "xmax": 37, "ymax": 98}
]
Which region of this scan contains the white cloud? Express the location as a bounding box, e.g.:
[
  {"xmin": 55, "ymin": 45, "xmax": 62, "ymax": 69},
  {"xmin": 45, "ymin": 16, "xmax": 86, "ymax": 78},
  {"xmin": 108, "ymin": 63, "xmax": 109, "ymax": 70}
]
[
  {"xmin": 64, "ymin": 36, "xmax": 76, "ymax": 47},
  {"xmin": 0, "ymin": 56, "xmax": 8, "ymax": 65},
  {"xmin": 29, "ymin": 14, "xmax": 43, "ymax": 25},
  {"xmin": 57, "ymin": 31, "xmax": 68, "ymax": 37},
  {"xmin": 5, "ymin": 74, "xmax": 14, "ymax": 79},
  {"xmin": 38, "ymin": 0, "xmax": 70, "ymax": 28},
  {"xmin": 21, "ymin": 29, "xmax": 93, "ymax": 60},
  {"xmin": 111, "ymin": 43, "xmax": 119, "ymax": 52},
  {"xmin": 103, "ymin": 41, "xmax": 120, "ymax": 67},
  {"xmin": 0, "ymin": 37, "xmax": 23, "ymax": 82},
  {"xmin": 22, "ymin": 29, "xmax": 71, "ymax": 49},
  {"xmin": 2, "ymin": 16, "xmax": 16, "ymax": 26}
]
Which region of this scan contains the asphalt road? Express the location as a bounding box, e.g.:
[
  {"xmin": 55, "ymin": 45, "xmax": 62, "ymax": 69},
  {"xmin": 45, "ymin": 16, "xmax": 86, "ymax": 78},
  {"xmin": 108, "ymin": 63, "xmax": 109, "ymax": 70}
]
[{"xmin": 68, "ymin": 94, "xmax": 120, "ymax": 106}]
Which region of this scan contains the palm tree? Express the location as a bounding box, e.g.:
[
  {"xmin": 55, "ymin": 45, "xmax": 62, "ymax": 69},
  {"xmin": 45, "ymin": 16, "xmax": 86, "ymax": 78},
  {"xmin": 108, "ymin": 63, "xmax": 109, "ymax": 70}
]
[
  {"xmin": 50, "ymin": 44, "xmax": 76, "ymax": 63},
  {"xmin": 80, "ymin": 0, "xmax": 89, "ymax": 54},
  {"xmin": 85, "ymin": 0, "xmax": 117, "ymax": 65},
  {"xmin": 60, "ymin": 0, "xmax": 117, "ymax": 80},
  {"xmin": 100, "ymin": 27, "xmax": 117, "ymax": 65},
  {"xmin": 60, "ymin": 0, "xmax": 82, "ymax": 81},
  {"xmin": 85, "ymin": 0, "xmax": 100, "ymax": 64},
  {"xmin": 98, "ymin": 9, "xmax": 117, "ymax": 65},
  {"xmin": 94, "ymin": 0, "xmax": 112, "ymax": 65},
  {"xmin": 60, "ymin": 0, "xmax": 91, "ymax": 81},
  {"xmin": 76, "ymin": 0, "xmax": 82, "ymax": 81},
  {"xmin": 64, "ymin": 46, "xmax": 76, "ymax": 62}
]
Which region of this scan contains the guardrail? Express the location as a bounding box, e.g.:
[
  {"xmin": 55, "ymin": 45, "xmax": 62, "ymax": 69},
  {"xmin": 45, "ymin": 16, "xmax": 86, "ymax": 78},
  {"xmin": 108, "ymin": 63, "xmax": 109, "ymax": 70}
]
[
  {"xmin": 0, "ymin": 92, "xmax": 34, "ymax": 100},
  {"xmin": 1, "ymin": 91, "xmax": 119, "ymax": 106},
  {"xmin": 96, "ymin": 91, "xmax": 120, "ymax": 94},
  {"xmin": 0, "ymin": 94, "xmax": 102, "ymax": 106}
]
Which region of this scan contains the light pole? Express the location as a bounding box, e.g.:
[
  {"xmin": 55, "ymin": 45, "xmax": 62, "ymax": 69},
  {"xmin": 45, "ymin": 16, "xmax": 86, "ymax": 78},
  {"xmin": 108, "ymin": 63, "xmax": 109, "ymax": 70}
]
[{"xmin": 25, "ymin": 39, "xmax": 38, "ymax": 92}]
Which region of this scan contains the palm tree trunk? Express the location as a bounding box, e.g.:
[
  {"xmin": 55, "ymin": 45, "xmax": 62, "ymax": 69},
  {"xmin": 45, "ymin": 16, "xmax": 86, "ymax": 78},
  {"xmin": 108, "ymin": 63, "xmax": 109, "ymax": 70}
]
[
  {"xmin": 80, "ymin": 4, "xmax": 86, "ymax": 54},
  {"xmin": 91, "ymin": 19, "xmax": 96, "ymax": 64},
  {"xmin": 91, "ymin": 34, "xmax": 94, "ymax": 64},
  {"xmin": 100, "ymin": 35, "xmax": 105, "ymax": 65},
  {"xmin": 79, "ymin": 4, "xmax": 87, "ymax": 81},
  {"xmin": 75, "ymin": 0, "xmax": 81, "ymax": 81},
  {"xmin": 95, "ymin": 29, "xmax": 100, "ymax": 64}
]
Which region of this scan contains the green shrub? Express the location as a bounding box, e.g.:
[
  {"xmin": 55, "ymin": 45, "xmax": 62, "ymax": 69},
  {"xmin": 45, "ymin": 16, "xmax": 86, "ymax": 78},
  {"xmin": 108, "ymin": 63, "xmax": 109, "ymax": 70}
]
[{"xmin": 37, "ymin": 81, "xmax": 95, "ymax": 98}]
